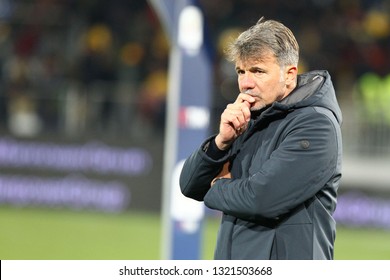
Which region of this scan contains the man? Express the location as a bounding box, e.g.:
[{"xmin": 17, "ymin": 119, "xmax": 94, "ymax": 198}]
[{"xmin": 179, "ymin": 17, "xmax": 342, "ymax": 260}]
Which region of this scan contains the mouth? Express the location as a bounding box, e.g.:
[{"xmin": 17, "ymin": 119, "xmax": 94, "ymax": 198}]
[
  {"xmin": 243, "ymin": 90, "xmax": 260, "ymax": 102},
  {"xmin": 243, "ymin": 89, "xmax": 257, "ymax": 98}
]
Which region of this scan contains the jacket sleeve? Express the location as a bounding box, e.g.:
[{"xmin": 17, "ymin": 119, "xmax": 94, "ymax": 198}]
[
  {"xmin": 179, "ymin": 136, "xmax": 231, "ymax": 201},
  {"xmin": 203, "ymin": 109, "xmax": 342, "ymax": 221}
]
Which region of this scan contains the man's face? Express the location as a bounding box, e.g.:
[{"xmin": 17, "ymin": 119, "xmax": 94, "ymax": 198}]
[{"xmin": 235, "ymin": 52, "xmax": 290, "ymax": 111}]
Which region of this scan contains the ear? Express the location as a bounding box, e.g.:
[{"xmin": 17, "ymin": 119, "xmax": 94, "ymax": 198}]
[{"xmin": 285, "ymin": 65, "xmax": 298, "ymax": 88}]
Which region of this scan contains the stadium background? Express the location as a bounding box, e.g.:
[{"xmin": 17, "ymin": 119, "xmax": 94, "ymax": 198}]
[{"xmin": 0, "ymin": 0, "xmax": 390, "ymax": 259}]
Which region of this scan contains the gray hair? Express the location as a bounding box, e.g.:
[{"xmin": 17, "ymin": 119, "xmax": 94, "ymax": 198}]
[{"xmin": 226, "ymin": 17, "xmax": 299, "ymax": 67}]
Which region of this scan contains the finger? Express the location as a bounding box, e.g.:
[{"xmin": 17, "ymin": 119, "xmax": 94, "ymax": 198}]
[
  {"xmin": 236, "ymin": 121, "xmax": 250, "ymax": 134},
  {"xmin": 241, "ymin": 103, "xmax": 251, "ymax": 122},
  {"xmin": 226, "ymin": 104, "xmax": 248, "ymax": 124},
  {"xmin": 223, "ymin": 110, "xmax": 245, "ymax": 130},
  {"xmin": 230, "ymin": 102, "xmax": 251, "ymax": 123},
  {"xmin": 235, "ymin": 93, "xmax": 255, "ymax": 105},
  {"xmin": 228, "ymin": 104, "xmax": 252, "ymax": 129}
]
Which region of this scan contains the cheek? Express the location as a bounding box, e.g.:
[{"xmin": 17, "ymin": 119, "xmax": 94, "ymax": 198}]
[{"xmin": 257, "ymin": 81, "xmax": 283, "ymax": 103}]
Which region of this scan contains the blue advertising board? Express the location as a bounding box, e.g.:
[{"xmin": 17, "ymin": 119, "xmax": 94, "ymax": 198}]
[{"xmin": 149, "ymin": 0, "xmax": 213, "ymax": 259}]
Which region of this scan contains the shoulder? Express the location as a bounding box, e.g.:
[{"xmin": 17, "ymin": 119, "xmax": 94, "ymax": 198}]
[{"xmin": 283, "ymin": 106, "xmax": 340, "ymax": 138}]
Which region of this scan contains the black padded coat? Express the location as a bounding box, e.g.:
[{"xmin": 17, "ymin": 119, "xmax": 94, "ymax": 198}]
[{"xmin": 180, "ymin": 70, "xmax": 343, "ymax": 259}]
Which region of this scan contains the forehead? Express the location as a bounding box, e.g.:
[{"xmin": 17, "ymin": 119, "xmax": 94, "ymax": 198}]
[{"xmin": 235, "ymin": 51, "xmax": 278, "ymax": 69}]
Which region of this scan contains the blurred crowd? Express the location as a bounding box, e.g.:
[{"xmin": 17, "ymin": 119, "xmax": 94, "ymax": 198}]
[
  {"xmin": 0, "ymin": 0, "xmax": 169, "ymax": 139},
  {"xmin": 0, "ymin": 0, "xmax": 389, "ymax": 146}
]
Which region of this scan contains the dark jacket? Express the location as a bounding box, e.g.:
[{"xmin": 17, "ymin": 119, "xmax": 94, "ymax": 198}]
[{"xmin": 179, "ymin": 70, "xmax": 343, "ymax": 259}]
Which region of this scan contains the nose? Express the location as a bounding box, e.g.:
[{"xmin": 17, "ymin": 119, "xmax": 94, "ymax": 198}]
[{"xmin": 239, "ymin": 72, "xmax": 255, "ymax": 92}]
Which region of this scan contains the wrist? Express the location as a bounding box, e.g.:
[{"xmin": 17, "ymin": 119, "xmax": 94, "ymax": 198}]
[{"xmin": 215, "ymin": 134, "xmax": 233, "ymax": 151}]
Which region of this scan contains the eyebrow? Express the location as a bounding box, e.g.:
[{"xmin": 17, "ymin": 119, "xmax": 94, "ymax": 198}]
[{"xmin": 235, "ymin": 66, "xmax": 266, "ymax": 72}]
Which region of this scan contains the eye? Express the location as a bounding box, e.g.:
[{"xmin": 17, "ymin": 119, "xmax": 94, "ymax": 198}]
[
  {"xmin": 236, "ymin": 69, "xmax": 245, "ymax": 75},
  {"xmin": 253, "ymin": 68, "xmax": 264, "ymax": 74},
  {"xmin": 252, "ymin": 68, "xmax": 266, "ymax": 77}
]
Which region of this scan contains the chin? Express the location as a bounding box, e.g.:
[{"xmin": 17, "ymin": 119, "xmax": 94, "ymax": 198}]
[{"xmin": 250, "ymin": 103, "xmax": 267, "ymax": 111}]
